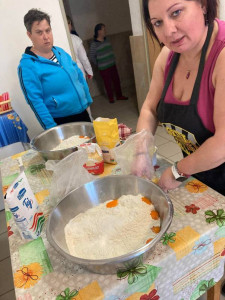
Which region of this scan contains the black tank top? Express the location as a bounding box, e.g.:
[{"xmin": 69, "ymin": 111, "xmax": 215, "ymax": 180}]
[{"xmin": 157, "ymin": 24, "xmax": 225, "ymax": 195}]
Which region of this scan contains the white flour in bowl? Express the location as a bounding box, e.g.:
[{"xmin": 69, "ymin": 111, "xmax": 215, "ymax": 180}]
[
  {"xmin": 52, "ymin": 135, "xmax": 90, "ymax": 151},
  {"xmin": 64, "ymin": 194, "xmax": 160, "ymax": 260}
]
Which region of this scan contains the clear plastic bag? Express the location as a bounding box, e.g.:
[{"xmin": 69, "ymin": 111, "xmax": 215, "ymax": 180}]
[
  {"xmin": 45, "ymin": 148, "xmax": 95, "ymax": 206},
  {"xmin": 113, "ymin": 129, "xmax": 155, "ymax": 180}
]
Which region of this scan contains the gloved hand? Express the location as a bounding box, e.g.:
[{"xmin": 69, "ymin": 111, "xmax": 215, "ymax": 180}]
[
  {"xmin": 131, "ymin": 151, "xmax": 154, "ymax": 180},
  {"xmin": 114, "ymin": 129, "xmax": 155, "ymax": 180}
]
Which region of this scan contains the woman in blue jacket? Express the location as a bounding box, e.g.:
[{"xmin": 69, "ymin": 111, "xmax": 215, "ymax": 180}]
[{"xmin": 18, "ymin": 9, "xmax": 93, "ymax": 130}]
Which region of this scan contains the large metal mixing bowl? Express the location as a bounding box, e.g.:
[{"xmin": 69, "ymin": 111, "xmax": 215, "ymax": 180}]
[
  {"xmin": 30, "ymin": 122, "xmax": 95, "ymax": 160},
  {"xmin": 47, "ymin": 175, "xmax": 173, "ymax": 274}
]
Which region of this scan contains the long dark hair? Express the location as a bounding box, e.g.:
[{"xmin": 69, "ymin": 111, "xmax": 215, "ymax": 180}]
[
  {"xmin": 66, "ymin": 15, "xmax": 79, "ymax": 37},
  {"xmin": 142, "ymin": 0, "xmax": 218, "ymax": 45},
  {"xmin": 94, "ymin": 23, "xmax": 105, "ymax": 39}
]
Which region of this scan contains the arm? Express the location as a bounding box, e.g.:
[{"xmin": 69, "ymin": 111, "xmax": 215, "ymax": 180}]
[
  {"xmin": 89, "ymin": 42, "xmax": 97, "ymax": 65},
  {"xmin": 72, "ymin": 60, "xmax": 93, "ymax": 106},
  {"xmin": 136, "ymin": 47, "xmax": 169, "ymax": 135},
  {"xmin": 77, "ymin": 42, "xmax": 93, "ymax": 77},
  {"xmin": 18, "ymin": 65, "xmax": 57, "ymax": 130},
  {"xmin": 159, "ymin": 48, "xmax": 225, "ymax": 191},
  {"xmin": 131, "ymin": 47, "xmax": 169, "ymax": 179}
]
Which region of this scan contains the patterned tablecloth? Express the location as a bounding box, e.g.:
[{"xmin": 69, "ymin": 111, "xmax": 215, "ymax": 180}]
[
  {"xmin": 1, "ymin": 149, "xmax": 225, "ymax": 300},
  {"xmin": 0, "ymin": 110, "xmax": 30, "ymax": 147}
]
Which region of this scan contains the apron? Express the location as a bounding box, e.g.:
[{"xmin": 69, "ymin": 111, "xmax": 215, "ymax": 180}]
[{"xmin": 157, "ymin": 24, "xmax": 225, "ymax": 196}]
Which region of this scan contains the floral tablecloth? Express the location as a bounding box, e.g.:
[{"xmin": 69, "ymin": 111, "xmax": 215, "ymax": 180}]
[
  {"xmin": 1, "ymin": 149, "xmax": 225, "ymax": 300},
  {"xmin": 0, "ymin": 110, "xmax": 30, "ymax": 147}
]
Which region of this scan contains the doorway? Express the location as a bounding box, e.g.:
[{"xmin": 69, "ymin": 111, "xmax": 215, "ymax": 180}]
[{"xmin": 62, "ymin": 0, "xmax": 139, "ymax": 129}]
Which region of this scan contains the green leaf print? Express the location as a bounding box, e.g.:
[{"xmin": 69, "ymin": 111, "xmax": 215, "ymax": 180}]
[
  {"xmin": 70, "ymin": 290, "xmax": 79, "ymax": 297},
  {"xmin": 205, "ymin": 209, "xmax": 225, "ymax": 227},
  {"xmin": 190, "ymin": 279, "xmax": 215, "ymax": 300},
  {"xmin": 208, "ymin": 278, "xmax": 215, "ymax": 288},
  {"xmin": 205, "ymin": 210, "xmax": 216, "ymax": 216},
  {"xmin": 128, "ymin": 272, "xmax": 139, "ymax": 284},
  {"xmin": 56, "ymin": 287, "xmax": 78, "ymax": 300},
  {"xmin": 117, "ymin": 264, "xmax": 147, "ymax": 283},
  {"xmin": 199, "ymin": 283, "xmax": 208, "ymax": 292},
  {"xmin": 117, "ymin": 269, "xmax": 130, "ymax": 279},
  {"xmin": 5, "ymin": 210, "xmax": 12, "ymax": 222},
  {"xmin": 120, "ymin": 264, "xmax": 161, "ymax": 294},
  {"xmin": 26, "ymin": 164, "xmax": 45, "ymax": 175},
  {"xmin": 161, "ymin": 232, "xmax": 176, "ymax": 245},
  {"xmin": 64, "ymin": 288, "xmax": 70, "ymax": 296}
]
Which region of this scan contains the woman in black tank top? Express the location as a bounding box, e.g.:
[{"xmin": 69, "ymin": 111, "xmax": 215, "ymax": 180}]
[{"xmin": 135, "ymin": 0, "xmax": 225, "ymax": 196}]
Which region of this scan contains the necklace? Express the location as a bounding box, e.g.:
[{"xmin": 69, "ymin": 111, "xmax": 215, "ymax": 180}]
[{"xmin": 186, "ymin": 70, "xmax": 191, "ymax": 79}]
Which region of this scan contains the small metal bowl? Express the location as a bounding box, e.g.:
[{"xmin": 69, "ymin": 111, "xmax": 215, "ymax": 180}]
[
  {"xmin": 30, "ymin": 122, "xmax": 95, "ymax": 161},
  {"xmin": 47, "ymin": 175, "xmax": 173, "ymax": 274}
]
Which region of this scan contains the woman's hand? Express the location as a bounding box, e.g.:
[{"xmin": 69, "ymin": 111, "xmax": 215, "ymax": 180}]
[
  {"xmin": 131, "ymin": 153, "xmax": 155, "ymax": 180},
  {"xmin": 158, "ymin": 167, "xmax": 182, "ymax": 192}
]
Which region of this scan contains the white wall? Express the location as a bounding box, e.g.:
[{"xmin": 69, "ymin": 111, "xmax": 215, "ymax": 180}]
[
  {"xmin": 0, "ymin": 0, "xmax": 71, "ymax": 139},
  {"xmin": 128, "ymin": 0, "xmax": 143, "ymax": 36},
  {"xmin": 66, "ymin": 0, "xmax": 132, "ymax": 40},
  {"xmin": 220, "ymin": 1, "xmax": 225, "ymax": 21}
]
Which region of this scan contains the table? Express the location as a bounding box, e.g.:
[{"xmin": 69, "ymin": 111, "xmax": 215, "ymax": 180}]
[
  {"xmin": 1, "ymin": 149, "xmax": 225, "ymax": 300},
  {"xmin": 0, "ymin": 110, "xmax": 30, "ymax": 147}
]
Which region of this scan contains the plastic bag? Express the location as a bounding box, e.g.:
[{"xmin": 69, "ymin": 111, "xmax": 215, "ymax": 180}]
[
  {"xmin": 46, "ymin": 148, "xmax": 95, "ymax": 206},
  {"xmin": 113, "ymin": 129, "xmax": 155, "ymax": 180},
  {"xmin": 80, "ymin": 143, "xmax": 104, "ymax": 175},
  {"xmin": 93, "ymin": 117, "xmax": 120, "ymax": 164},
  {"xmin": 5, "ymin": 171, "xmax": 45, "ymax": 240}
]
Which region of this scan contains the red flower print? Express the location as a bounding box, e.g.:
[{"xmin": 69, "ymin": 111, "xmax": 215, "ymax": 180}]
[
  {"xmin": 140, "ymin": 288, "xmax": 160, "ymax": 300},
  {"xmin": 185, "ymin": 204, "xmax": 200, "ymax": 214},
  {"xmin": 7, "ymin": 226, "xmax": 13, "ymax": 237},
  {"xmin": 221, "ymin": 248, "xmax": 225, "ymax": 256}
]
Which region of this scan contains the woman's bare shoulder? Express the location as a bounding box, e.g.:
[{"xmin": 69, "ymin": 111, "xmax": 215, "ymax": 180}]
[
  {"xmin": 213, "ymin": 47, "xmax": 225, "ymax": 85},
  {"xmin": 153, "ymin": 46, "xmax": 171, "ymax": 75}
]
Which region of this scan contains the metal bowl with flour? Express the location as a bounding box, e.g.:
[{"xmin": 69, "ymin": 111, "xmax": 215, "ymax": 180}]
[
  {"xmin": 46, "ymin": 175, "xmax": 173, "ymax": 274},
  {"xmin": 30, "ymin": 122, "xmax": 95, "ymax": 161}
]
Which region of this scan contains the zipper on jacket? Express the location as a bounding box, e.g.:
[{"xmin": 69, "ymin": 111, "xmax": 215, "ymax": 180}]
[{"xmin": 52, "ymin": 97, "xmax": 58, "ymax": 107}]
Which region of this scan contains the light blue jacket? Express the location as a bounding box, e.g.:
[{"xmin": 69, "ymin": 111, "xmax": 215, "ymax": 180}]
[{"xmin": 18, "ymin": 46, "xmax": 93, "ymax": 129}]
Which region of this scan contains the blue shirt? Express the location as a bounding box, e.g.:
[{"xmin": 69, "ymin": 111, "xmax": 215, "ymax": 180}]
[{"xmin": 18, "ymin": 46, "xmax": 93, "ymax": 129}]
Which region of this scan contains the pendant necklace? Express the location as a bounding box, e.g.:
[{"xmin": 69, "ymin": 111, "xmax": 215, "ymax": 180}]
[{"xmin": 186, "ymin": 70, "xmax": 191, "ymax": 79}]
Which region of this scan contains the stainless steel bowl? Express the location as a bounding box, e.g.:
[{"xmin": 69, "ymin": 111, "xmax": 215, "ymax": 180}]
[
  {"xmin": 30, "ymin": 122, "xmax": 95, "ymax": 160},
  {"xmin": 47, "ymin": 175, "xmax": 173, "ymax": 274}
]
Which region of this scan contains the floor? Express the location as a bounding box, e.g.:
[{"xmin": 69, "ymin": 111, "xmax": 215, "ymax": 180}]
[{"xmin": 0, "ymin": 90, "xmax": 225, "ymax": 299}]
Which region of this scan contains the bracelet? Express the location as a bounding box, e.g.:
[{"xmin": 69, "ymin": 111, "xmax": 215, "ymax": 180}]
[{"xmin": 175, "ymin": 161, "xmax": 190, "ymax": 178}]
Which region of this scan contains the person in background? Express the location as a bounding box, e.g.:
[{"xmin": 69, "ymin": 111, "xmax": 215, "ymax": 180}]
[
  {"xmin": 18, "ymin": 9, "xmax": 92, "ymax": 130},
  {"xmin": 89, "ymin": 23, "xmax": 128, "ymax": 103},
  {"xmin": 67, "ymin": 15, "xmax": 93, "ymax": 80},
  {"xmin": 67, "ymin": 16, "xmax": 79, "ymax": 37},
  {"xmin": 135, "ymin": 0, "xmax": 225, "ymax": 198},
  {"xmin": 67, "ymin": 15, "xmax": 93, "ymax": 121}
]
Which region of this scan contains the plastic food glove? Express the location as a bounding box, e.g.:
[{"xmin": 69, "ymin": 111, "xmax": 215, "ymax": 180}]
[
  {"xmin": 114, "ymin": 129, "xmax": 155, "ymax": 179},
  {"xmin": 131, "ymin": 152, "xmax": 154, "ymax": 180}
]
